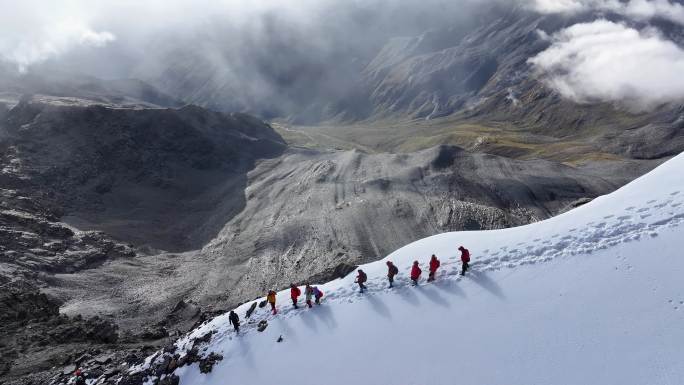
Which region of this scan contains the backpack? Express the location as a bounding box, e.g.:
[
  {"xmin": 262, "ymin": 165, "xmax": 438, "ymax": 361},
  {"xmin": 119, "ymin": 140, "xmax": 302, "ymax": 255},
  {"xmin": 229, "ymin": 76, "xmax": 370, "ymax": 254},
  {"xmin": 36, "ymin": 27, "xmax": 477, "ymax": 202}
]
[{"xmin": 390, "ymin": 265, "xmax": 399, "ymax": 275}]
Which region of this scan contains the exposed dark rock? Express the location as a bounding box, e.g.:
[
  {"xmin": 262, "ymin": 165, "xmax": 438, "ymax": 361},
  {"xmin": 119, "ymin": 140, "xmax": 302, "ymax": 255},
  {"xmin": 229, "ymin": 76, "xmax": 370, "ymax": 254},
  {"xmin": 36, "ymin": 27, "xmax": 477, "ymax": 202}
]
[
  {"xmin": 194, "ymin": 331, "xmax": 214, "ymax": 346},
  {"xmin": 94, "ymin": 354, "xmax": 114, "ymax": 365},
  {"xmin": 158, "ymin": 374, "xmax": 180, "ymax": 385},
  {"xmin": 257, "ymin": 320, "xmax": 268, "ymax": 332},
  {"xmin": 61, "ymin": 365, "xmax": 76, "ymax": 376},
  {"xmin": 559, "ymin": 197, "xmax": 594, "ymax": 214},
  {"xmin": 117, "ymin": 372, "xmax": 146, "ymax": 385},
  {"xmin": 306, "ymin": 263, "xmax": 358, "ymax": 284},
  {"xmin": 1, "ymin": 100, "xmax": 286, "ymax": 252},
  {"xmin": 245, "ymin": 302, "xmax": 257, "ymax": 319},
  {"xmin": 137, "ymin": 326, "xmax": 168, "ymax": 341},
  {"xmin": 198, "ymin": 353, "xmax": 223, "ymax": 374}
]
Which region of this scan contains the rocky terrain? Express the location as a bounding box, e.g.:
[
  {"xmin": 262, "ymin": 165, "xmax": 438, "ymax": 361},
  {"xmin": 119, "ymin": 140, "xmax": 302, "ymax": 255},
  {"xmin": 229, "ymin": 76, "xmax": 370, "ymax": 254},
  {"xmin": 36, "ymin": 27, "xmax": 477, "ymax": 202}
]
[
  {"xmin": 1, "ymin": 98, "xmax": 286, "ymax": 251},
  {"xmin": 0, "ymin": 98, "xmax": 287, "ymax": 383},
  {"xmin": 0, "ymin": 96, "xmax": 662, "ymax": 384}
]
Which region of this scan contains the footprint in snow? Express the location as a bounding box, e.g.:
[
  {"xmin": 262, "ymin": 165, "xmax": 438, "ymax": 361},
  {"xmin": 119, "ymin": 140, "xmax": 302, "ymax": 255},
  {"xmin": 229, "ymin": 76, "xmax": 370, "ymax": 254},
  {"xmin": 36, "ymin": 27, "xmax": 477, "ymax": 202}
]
[
  {"xmin": 617, "ymin": 215, "xmax": 631, "ymax": 220},
  {"xmin": 603, "ymin": 215, "xmax": 614, "ymax": 219},
  {"xmin": 670, "ymin": 191, "xmax": 680, "ymax": 196},
  {"xmin": 625, "ymin": 206, "xmax": 635, "ymax": 211},
  {"xmin": 637, "ymin": 208, "xmax": 649, "ymax": 213}
]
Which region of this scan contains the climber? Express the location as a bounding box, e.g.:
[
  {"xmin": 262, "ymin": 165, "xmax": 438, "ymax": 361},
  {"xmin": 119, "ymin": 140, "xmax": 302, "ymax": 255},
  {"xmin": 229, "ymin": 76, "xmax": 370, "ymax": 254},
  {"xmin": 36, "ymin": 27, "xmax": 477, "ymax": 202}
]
[
  {"xmin": 410, "ymin": 260, "xmax": 422, "ymax": 285},
  {"xmin": 229, "ymin": 310, "xmax": 240, "ymax": 332},
  {"xmin": 267, "ymin": 290, "xmax": 277, "ymax": 315},
  {"xmin": 428, "ymin": 254, "xmax": 441, "ymax": 282},
  {"xmin": 386, "ymin": 261, "xmax": 399, "ymax": 288},
  {"xmin": 73, "ymin": 369, "xmax": 86, "ymax": 385},
  {"xmin": 459, "ymin": 246, "xmax": 471, "ymax": 276},
  {"xmin": 305, "ymin": 284, "xmax": 314, "ymax": 308},
  {"xmin": 355, "ymin": 269, "xmax": 368, "ymax": 293},
  {"xmin": 313, "ymin": 286, "xmax": 324, "ymax": 304},
  {"xmin": 290, "ymin": 283, "xmax": 301, "ymax": 309}
]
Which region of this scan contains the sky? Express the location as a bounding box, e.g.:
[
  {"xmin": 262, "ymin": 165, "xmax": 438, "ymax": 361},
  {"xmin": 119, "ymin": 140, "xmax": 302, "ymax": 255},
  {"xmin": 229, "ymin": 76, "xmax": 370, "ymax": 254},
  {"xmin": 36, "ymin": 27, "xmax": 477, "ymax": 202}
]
[{"xmin": 2, "ymin": 0, "xmax": 684, "ymax": 112}]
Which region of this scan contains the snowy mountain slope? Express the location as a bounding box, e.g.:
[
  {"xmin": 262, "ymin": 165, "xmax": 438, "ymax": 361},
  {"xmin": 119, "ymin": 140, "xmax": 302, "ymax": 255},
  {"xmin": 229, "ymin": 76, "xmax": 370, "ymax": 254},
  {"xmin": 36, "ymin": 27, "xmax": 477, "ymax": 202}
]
[{"xmin": 145, "ymin": 152, "xmax": 684, "ymax": 385}]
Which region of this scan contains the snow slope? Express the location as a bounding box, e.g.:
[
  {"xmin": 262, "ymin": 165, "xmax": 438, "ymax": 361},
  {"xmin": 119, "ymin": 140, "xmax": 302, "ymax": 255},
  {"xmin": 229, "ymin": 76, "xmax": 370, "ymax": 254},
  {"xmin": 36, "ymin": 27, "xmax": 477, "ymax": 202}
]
[{"xmin": 147, "ymin": 153, "xmax": 684, "ymax": 385}]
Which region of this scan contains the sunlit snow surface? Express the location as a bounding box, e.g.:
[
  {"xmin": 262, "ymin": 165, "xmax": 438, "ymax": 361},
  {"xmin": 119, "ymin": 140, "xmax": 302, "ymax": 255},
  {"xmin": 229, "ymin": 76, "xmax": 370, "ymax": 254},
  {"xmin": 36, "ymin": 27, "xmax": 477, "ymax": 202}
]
[{"xmin": 145, "ymin": 153, "xmax": 684, "ymax": 385}]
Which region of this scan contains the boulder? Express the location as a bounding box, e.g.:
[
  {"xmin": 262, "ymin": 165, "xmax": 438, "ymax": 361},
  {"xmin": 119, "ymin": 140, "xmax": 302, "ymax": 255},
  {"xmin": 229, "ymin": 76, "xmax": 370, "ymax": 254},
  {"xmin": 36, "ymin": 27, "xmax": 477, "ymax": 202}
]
[
  {"xmin": 62, "ymin": 364, "xmax": 77, "ymax": 375},
  {"xmin": 198, "ymin": 352, "xmax": 223, "ymax": 374}
]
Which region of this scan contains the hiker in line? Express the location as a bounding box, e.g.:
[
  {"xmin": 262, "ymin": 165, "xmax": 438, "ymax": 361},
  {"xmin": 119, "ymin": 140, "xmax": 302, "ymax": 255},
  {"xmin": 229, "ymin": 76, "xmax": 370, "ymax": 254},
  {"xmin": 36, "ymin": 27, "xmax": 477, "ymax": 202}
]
[
  {"xmin": 386, "ymin": 260, "xmax": 399, "ymax": 288},
  {"xmin": 313, "ymin": 286, "xmax": 324, "ymax": 304},
  {"xmin": 290, "ymin": 283, "xmax": 301, "ymax": 309},
  {"xmin": 459, "ymin": 246, "xmax": 470, "ymax": 276},
  {"xmin": 428, "ymin": 254, "xmax": 441, "ymax": 282},
  {"xmin": 73, "ymin": 369, "xmax": 86, "ymax": 385},
  {"xmin": 229, "ymin": 310, "xmax": 240, "ymax": 332},
  {"xmin": 267, "ymin": 290, "xmax": 277, "ymax": 315},
  {"xmin": 355, "ymin": 269, "xmax": 368, "ymax": 293},
  {"xmin": 305, "ymin": 284, "xmax": 314, "ymax": 308},
  {"xmin": 410, "ymin": 260, "xmax": 422, "ymax": 285}
]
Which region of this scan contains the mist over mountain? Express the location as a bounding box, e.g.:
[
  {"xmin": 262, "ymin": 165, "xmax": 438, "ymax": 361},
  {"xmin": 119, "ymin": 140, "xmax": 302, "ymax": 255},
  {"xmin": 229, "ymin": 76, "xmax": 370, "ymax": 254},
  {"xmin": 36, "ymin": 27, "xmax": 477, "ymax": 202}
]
[{"xmin": 3, "ymin": 0, "xmax": 684, "ymax": 123}]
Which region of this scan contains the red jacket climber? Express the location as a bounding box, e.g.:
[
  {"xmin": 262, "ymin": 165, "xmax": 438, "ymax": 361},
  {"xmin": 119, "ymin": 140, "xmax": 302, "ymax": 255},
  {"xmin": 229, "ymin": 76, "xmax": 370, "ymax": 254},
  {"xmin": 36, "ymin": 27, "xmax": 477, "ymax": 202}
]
[
  {"xmin": 428, "ymin": 254, "xmax": 441, "ymax": 281},
  {"xmin": 290, "ymin": 284, "xmax": 301, "ymax": 309},
  {"xmin": 459, "ymin": 246, "xmax": 470, "ymax": 276},
  {"xmin": 410, "ymin": 261, "xmax": 422, "ymax": 285},
  {"xmin": 356, "ymin": 269, "xmax": 368, "ymax": 293}
]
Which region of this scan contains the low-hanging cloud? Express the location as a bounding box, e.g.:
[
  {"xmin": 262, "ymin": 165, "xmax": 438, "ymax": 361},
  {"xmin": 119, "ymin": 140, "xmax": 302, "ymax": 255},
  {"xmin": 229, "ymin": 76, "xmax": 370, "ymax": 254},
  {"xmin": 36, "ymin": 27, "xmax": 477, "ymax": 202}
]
[
  {"xmin": 529, "ymin": 19, "xmax": 684, "ymax": 110},
  {"xmin": 3, "ymin": 0, "xmax": 684, "ymax": 117},
  {"xmin": 0, "ymin": 1, "xmax": 116, "ymax": 72},
  {"xmin": 530, "ymin": 0, "xmax": 684, "ymax": 25}
]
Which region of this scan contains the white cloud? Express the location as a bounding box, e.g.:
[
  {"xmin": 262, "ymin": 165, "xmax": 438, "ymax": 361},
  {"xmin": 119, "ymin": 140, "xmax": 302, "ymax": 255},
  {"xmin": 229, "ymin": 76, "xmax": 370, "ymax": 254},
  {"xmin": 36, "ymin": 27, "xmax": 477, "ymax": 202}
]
[
  {"xmin": 0, "ymin": 2, "xmax": 116, "ymax": 72},
  {"xmin": 529, "ymin": 0, "xmax": 684, "ymax": 25},
  {"xmin": 0, "ymin": 0, "xmax": 293, "ymax": 73},
  {"xmin": 528, "ymin": 19, "xmax": 684, "ymax": 110}
]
